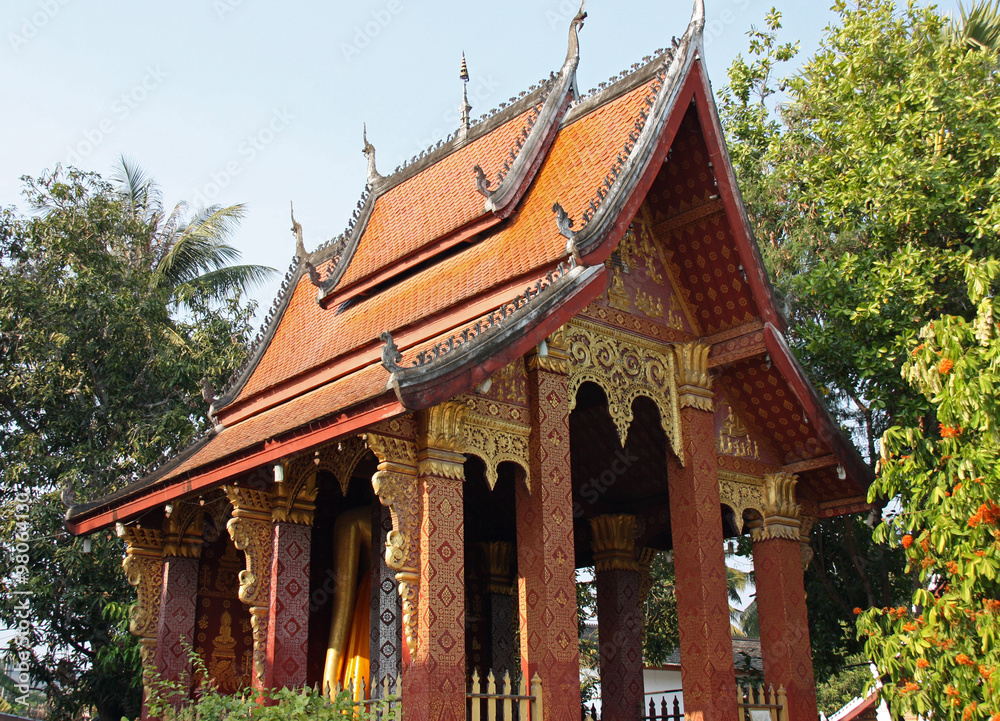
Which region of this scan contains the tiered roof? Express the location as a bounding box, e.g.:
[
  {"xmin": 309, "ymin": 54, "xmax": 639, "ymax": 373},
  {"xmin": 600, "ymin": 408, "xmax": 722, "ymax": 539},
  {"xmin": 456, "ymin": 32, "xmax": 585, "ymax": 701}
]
[{"xmin": 66, "ymin": 1, "xmax": 871, "ymax": 535}]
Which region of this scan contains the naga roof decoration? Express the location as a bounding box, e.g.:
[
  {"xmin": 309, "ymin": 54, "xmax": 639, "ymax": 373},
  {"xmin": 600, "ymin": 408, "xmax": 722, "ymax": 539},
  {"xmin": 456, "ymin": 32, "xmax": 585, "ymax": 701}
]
[{"xmin": 66, "ymin": 0, "xmax": 872, "ymax": 536}]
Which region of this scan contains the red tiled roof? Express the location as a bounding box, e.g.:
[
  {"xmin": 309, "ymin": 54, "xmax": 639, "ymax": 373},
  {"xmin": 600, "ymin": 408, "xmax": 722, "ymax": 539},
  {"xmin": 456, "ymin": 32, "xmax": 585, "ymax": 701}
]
[
  {"xmin": 232, "ymin": 80, "xmax": 656, "ymax": 408},
  {"xmin": 335, "ymin": 106, "xmax": 541, "ymax": 292}
]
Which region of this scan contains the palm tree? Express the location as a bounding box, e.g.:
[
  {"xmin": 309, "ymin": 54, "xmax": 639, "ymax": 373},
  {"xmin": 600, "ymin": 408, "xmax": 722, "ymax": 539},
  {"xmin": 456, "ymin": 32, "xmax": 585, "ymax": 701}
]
[
  {"xmin": 946, "ymin": 1, "xmax": 1000, "ymax": 52},
  {"xmin": 112, "ymin": 156, "xmax": 273, "ymax": 307}
]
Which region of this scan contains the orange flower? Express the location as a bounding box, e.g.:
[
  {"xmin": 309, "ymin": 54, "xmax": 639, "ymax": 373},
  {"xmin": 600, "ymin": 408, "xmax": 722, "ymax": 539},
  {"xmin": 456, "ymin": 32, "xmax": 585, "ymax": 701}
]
[
  {"xmin": 947, "ymin": 561, "xmax": 960, "ymax": 574},
  {"xmin": 980, "ymin": 665, "xmax": 992, "ymax": 679},
  {"xmin": 853, "ymin": 607, "xmax": 863, "ymax": 615},
  {"xmin": 921, "ymin": 537, "xmax": 930, "ymax": 551},
  {"xmin": 902, "ymin": 534, "xmax": 914, "ymax": 549},
  {"xmin": 954, "ymin": 482, "xmax": 963, "ymax": 492},
  {"xmin": 984, "ymin": 599, "xmax": 1000, "ymax": 613},
  {"xmin": 938, "ymin": 358, "xmax": 955, "ymax": 374},
  {"xmin": 957, "ymin": 653, "xmax": 976, "ymax": 666},
  {"xmin": 903, "ymin": 681, "xmax": 920, "ymax": 693},
  {"xmin": 976, "ymin": 550, "xmax": 987, "ymax": 557},
  {"xmin": 940, "ymin": 423, "xmax": 962, "ymax": 438},
  {"xmin": 946, "ymin": 685, "xmax": 960, "ymax": 696},
  {"xmin": 970, "ymin": 502, "xmax": 1000, "ymax": 528},
  {"xmin": 903, "ymin": 622, "xmax": 917, "ymax": 632},
  {"xmin": 912, "ymin": 343, "xmax": 925, "ymax": 355},
  {"xmin": 917, "ymin": 659, "xmax": 930, "ymax": 668}
]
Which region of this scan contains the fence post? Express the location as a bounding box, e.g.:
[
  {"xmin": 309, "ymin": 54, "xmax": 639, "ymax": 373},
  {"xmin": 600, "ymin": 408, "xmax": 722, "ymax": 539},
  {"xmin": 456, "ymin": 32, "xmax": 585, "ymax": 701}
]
[
  {"xmin": 530, "ymin": 673, "xmax": 543, "ymax": 721},
  {"xmin": 471, "ymin": 669, "xmax": 481, "ymax": 721},
  {"xmin": 777, "ymin": 685, "xmax": 788, "ymax": 721}
]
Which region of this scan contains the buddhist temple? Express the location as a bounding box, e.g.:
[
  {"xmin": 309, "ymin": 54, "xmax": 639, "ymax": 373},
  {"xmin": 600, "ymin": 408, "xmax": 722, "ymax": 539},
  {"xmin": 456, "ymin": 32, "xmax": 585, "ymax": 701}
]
[{"xmin": 66, "ymin": 3, "xmax": 872, "ymax": 720}]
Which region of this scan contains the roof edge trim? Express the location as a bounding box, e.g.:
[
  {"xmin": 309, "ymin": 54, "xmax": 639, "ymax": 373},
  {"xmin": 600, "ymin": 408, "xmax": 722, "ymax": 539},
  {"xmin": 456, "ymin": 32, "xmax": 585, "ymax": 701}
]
[
  {"xmin": 381, "ymin": 261, "xmax": 606, "ymax": 409},
  {"xmin": 477, "ymin": 4, "xmax": 587, "ymax": 218},
  {"xmin": 559, "ymin": 9, "xmax": 702, "ymax": 262}
]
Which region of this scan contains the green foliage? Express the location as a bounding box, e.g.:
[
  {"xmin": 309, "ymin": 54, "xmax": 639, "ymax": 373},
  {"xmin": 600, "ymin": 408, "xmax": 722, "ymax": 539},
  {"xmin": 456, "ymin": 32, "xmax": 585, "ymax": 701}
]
[
  {"xmin": 719, "ymin": 0, "xmax": 1000, "ymax": 686},
  {"xmin": 0, "ymin": 166, "xmax": 260, "ymax": 720},
  {"xmin": 642, "ymin": 553, "xmax": 679, "ymax": 666},
  {"xmin": 814, "ymin": 654, "xmax": 872, "ymax": 718},
  {"xmin": 858, "ymin": 258, "xmax": 1000, "ymax": 720},
  {"xmin": 145, "ymin": 653, "xmax": 398, "ymax": 721}
]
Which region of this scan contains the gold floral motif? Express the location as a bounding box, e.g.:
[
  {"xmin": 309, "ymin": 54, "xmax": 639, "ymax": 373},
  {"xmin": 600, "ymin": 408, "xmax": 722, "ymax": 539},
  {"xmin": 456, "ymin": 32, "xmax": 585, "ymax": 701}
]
[
  {"xmin": 718, "ymin": 471, "xmax": 764, "ymax": 529},
  {"xmin": 565, "ymin": 319, "xmax": 682, "ymax": 458},
  {"xmin": 717, "ymin": 406, "xmax": 760, "ymax": 460},
  {"xmin": 223, "ymin": 485, "xmax": 272, "ymax": 687},
  {"xmin": 527, "ymin": 326, "xmax": 571, "ymax": 375},
  {"xmin": 489, "ymin": 360, "xmax": 528, "ymax": 405},
  {"xmin": 417, "ymin": 401, "xmax": 470, "ymax": 479},
  {"xmin": 589, "ymin": 514, "xmax": 638, "ymax": 572},
  {"xmin": 367, "ymin": 430, "xmax": 420, "ymax": 659},
  {"xmin": 674, "ymin": 342, "xmax": 714, "ymax": 411},
  {"xmin": 750, "ymin": 472, "xmax": 802, "ymax": 542},
  {"xmin": 462, "ymin": 411, "xmax": 531, "ymax": 491},
  {"xmin": 118, "ymin": 525, "xmax": 163, "ymax": 693}
]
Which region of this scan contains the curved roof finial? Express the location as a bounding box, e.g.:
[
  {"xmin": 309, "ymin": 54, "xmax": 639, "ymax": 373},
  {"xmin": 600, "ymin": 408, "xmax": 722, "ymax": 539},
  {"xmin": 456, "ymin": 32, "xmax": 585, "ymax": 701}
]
[
  {"xmin": 566, "ymin": 1, "xmax": 587, "ymax": 65},
  {"xmin": 690, "ymin": 0, "xmax": 705, "ymax": 34},
  {"xmin": 459, "ymin": 52, "xmax": 472, "ymax": 140},
  {"xmin": 362, "ymin": 123, "xmax": 382, "ymax": 186}
]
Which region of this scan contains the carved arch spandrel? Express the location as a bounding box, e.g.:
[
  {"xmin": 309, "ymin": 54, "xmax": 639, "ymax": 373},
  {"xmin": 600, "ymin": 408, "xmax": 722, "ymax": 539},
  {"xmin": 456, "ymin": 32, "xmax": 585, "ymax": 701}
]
[
  {"xmin": 365, "ymin": 420, "xmax": 420, "ymax": 659},
  {"xmin": 456, "ymin": 393, "xmax": 532, "ymax": 492},
  {"xmin": 718, "ymin": 471, "xmax": 764, "ymax": 532},
  {"xmin": 564, "ymin": 318, "xmax": 683, "ymax": 460}
]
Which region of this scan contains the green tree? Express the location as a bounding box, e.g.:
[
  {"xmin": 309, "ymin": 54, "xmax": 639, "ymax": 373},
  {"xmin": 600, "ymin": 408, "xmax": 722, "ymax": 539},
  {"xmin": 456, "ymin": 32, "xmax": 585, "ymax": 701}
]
[
  {"xmin": 0, "ymin": 167, "xmax": 261, "ymax": 720},
  {"xmin": 112, "ymin": 156, "xmax": 272, "ymax": 308},
  {"xmin": 717, "ymin": 0, "xmax": 1000, "ymax": 688},
  {"xmin": 857, "ymin": 256, "xmax": 1000, "ymax": 720}
]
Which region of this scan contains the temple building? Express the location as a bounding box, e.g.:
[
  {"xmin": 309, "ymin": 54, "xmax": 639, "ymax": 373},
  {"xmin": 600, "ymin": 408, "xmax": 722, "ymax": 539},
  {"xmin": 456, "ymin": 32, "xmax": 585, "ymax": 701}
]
[{"xmin": 66, "ymin": 3, "xmax": 871, "ymax": 720}]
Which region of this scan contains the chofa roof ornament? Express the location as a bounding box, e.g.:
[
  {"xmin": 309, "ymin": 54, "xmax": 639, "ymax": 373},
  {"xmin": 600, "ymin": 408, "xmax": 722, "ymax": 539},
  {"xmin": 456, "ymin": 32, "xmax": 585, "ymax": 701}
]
[
  {"xmin": 471, "ymin": 1, "xmax": 586, "ymax": 219},
  {"xmin": 362, "ymin": 123, "xmax": 383, "ymax": 188},
  {"xmin": 290, "ymin": 202, "xmax": 322, "ymax": 289}
]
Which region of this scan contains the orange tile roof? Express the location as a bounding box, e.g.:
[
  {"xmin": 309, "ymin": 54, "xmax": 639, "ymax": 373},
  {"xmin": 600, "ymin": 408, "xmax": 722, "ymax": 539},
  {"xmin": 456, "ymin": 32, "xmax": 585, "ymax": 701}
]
[
  {"xmin": 335, "ymin": 105, "xmax": 540, "ymax": 292},
  {"xmin": 233, "ymin": 80, "xmax": 657, "ymax": 407}
]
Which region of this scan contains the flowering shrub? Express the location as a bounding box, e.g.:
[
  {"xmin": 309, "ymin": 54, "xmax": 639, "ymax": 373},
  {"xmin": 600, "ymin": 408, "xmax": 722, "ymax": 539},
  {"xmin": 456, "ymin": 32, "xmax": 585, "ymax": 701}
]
[{"xmin": 858, "ymin": 257, "xmax": 1000, "ymax": 719}]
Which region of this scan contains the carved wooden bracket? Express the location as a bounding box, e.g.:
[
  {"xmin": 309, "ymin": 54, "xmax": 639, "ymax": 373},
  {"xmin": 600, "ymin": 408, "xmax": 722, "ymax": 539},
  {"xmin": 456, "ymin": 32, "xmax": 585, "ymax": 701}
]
[
  {"xmin": 224, "ymin": 485, "xmax": 273, "ymax": 687},
  {"xmin": 118, "ymin": 525, "xmax": 164, "ymax": 690},
  {"xmin": 366, "ymin": 428, "xmax": 420, "ymax": 659},
  {"xmin": 161, "ymin": 501, "xmax": 205, "ymax": 558}
]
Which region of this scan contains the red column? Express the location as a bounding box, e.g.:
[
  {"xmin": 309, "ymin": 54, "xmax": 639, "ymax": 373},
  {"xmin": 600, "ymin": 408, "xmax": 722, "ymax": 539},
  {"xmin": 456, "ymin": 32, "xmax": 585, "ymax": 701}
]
[
  {"xmin": 668, "ymin": 343, "xmax": 738, "ymax": 721},
  {"xmin": 518, "ymin": 339, "xmax": 581, "ymax": 721},
  {"xmin": 153, "ymin": 554, "xmax": 199, "ymax": 698},
  {"xmin": 265, "ymin": 522, "xmax": 311, "ymax": 688},
  {"xmin": 591, "ymin": 514, "xmax": 643, "ymax": 721},
  {"xmin": 407, "ymin": 401, "xmax": 469, "ymax": 721},
  {"xmin": 751, "ymin": 473, "xmax": 818, "ymax": 721}
]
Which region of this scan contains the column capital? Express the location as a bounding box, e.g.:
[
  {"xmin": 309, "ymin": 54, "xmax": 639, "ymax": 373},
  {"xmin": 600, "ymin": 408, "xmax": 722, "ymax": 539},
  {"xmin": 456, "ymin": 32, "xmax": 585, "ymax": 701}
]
[
  {"xmin": 750, "ymin": 472, "xmax": 803, "ymax": 542},
  {"xmin": 161, "ymin": 501, "xmax": 204, "ymax": 558},
  {"xmin": 527, "ymin": 326, "xmax": 570, "ymax": 375},
  {"xmin": 224, "ymin": 484, "xmax": 273, "ymax": 688},
  {"xmin": 480, "ymin": 541, "xmax": 516, "ymax": 595},
  {"xmin": 417, "ymin": 400, "xmax": 470, "ymax": 479},
  {"xmin": 589, "ymin": 514, "xmax": 638, "ymax": 572},
  {"xmin": 674, "ymin": 342, "xmax": 714, "ymax": 411},
  {"xmin": 271, "ymin": 466, "xmax": 318, "ymax": 526}
]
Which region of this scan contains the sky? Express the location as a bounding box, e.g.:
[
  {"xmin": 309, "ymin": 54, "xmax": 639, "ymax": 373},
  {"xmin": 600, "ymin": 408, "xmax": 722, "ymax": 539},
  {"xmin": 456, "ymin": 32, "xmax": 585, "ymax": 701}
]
[{"xmin": 2, "ymin": 0, "xmax": 962, "ymax": 321}]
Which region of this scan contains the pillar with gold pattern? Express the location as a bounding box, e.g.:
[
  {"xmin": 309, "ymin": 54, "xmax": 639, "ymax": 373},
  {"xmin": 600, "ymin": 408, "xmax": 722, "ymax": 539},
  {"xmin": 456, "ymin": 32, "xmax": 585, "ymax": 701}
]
[
  {"xmin": 667, "ymin": 343, "xmax": 738, "ymax": 721},
  {"xmin": 154, "ymin": 507, "xmax": 204, "ymax": 702},
  {"xmin": 411, "ymin": 400, "xmax": 469, "ymax": 721},
  {"xmin": 518, "ymin": 331, "xmax": 581, "ymax": 721},
  {"xmin": 749, "ymin": 472, "xmax": 818, "ymax": 721},
  {"xmin": 591, "ymin": 514, "xmax": 643, "ymax": 721},
  {"xmin": 224, "ymin": 485, "xmax": 273, "ymax": 692},
  {"xmin": 119, "ymin": 524, "xmax": 164, "ymax": 719},
  {"xmin": 266, "ymin": 462, "xmax": 317, "ymax": 689}
]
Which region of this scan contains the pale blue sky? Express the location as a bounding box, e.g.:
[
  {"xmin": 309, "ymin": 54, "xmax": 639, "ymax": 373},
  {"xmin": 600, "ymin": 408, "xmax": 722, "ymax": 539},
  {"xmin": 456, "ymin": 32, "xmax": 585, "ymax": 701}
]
[{"xmin": 2, "ymin": 0, "xmax": 961, "ymax": 316}]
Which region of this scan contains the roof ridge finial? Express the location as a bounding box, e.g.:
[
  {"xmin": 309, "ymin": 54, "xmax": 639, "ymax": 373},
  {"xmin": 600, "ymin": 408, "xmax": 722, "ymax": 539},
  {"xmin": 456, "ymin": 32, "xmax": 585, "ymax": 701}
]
[
  {"xmin": 690, "ymin": 0, "xmax": 705, "ymax": 34},
  {"xmin": 566, "ymin": 1, "xmax": 587, "ymax": 65},
  {"xmin": 459, "ymin": 52, "xmax": 472, "ymax": 141},
  {"xmin": 362, "ymin": 123, "xmax": 382, "ymax": 186}
]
